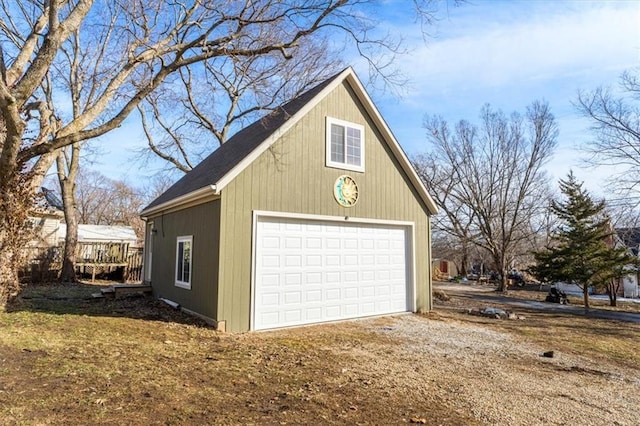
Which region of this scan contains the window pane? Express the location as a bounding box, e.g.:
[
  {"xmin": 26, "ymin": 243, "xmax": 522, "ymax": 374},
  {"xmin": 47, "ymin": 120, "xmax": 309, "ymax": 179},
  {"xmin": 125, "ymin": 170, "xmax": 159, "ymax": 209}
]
[
  {"xmin": 331, "ymin": 124, "xmax": 345, "ymax": 163},
  {"xmin": 183, "ymin": 242, "xmax": 191, "ymax": 283},
  {"xmin": 177, "ymin": 241, "xmax": 184, "ymax": 281},
  {"xmin": 346, "ymin": 127, "xmax": 361, "ymax": 166}
]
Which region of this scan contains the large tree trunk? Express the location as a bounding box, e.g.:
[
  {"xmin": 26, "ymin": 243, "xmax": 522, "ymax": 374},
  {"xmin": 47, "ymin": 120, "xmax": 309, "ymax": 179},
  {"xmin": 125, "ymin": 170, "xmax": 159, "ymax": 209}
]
[
  {"xmin": 0, "ymin": 170, "xmax": 36, "ymax": 305},
  {"xmin": 57, "ymin": 146, "xmax": 80, "ymax": 283},
  {"xmin": 583, "ymin": 284, "xmax": 590, "ymax": 310},
  {"xmin": 59, "ymin": 190, "xmax": 78, "ymax": 282},
  {"xmin": 494, "ymin": 253, "xmax": 509, "ymax": 292},
  {"xmin": 459, "ymin": 244, "xmax": 469, "ymax": 277},
  {"xmin": 607, "ymin": 280, "xmax": 618, "ymax": 307},
  {"xmin": 0, "ymin": 249, "xmax": 21, "ymax": 306}
]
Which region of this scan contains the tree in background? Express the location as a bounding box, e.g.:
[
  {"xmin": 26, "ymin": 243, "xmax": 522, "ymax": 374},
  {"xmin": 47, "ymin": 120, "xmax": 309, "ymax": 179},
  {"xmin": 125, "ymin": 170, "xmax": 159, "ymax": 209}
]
[
  {"xmin": 417, "ymin": 101, "xmax": 558, "ymax": 291},
  {"xmin": 138, "ymin": 48, "xmax": 343, "ymax": 172},
  {"xmin": 0, "ymin": 0, "xmax": 461, "ymax": 300},
  {"xmin": 75, "ymin": 170, "xmax": 145, "ymax": 239},
  {"xmin": 413, "ymin": 153, "xmax": 476, "ymax": 276},
  {"xmin": 531, "ymin": 173, "xmax": 636, "ymax": 308},
  {"xmin": 576, "ymin": 68, "xmax": 640, "ymax": 199}
]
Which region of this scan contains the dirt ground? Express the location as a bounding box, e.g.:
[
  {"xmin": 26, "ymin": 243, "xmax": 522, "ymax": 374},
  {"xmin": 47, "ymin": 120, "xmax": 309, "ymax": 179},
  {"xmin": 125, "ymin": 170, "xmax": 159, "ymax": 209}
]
[{"xmin": 1, "ymin": 281, "xmax": 639, "ymax": 425}]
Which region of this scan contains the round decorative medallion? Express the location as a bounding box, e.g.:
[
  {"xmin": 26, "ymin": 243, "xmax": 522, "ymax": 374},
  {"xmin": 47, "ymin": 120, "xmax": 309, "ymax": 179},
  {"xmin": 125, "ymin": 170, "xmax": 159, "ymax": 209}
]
[{"xmin": 334, "ymin": 175, "xmax": 359, "ymax": 207}]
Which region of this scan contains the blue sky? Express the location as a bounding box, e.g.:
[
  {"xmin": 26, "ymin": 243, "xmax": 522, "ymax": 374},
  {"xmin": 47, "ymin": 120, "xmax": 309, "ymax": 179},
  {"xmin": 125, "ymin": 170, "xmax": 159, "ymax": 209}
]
[
  {"xmin": 93, "ymin": 0, "xmax": 639, "ymax": 197},
  {"xmin": 365, "ymin": 0, "xmax": 640, "ymax": 196}
]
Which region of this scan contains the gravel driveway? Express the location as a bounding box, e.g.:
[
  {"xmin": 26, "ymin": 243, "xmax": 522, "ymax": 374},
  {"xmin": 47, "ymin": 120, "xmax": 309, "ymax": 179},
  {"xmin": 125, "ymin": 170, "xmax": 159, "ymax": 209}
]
[{"xmin": 357, "ymin": 314, "xmax": 640, "ymax": 425}]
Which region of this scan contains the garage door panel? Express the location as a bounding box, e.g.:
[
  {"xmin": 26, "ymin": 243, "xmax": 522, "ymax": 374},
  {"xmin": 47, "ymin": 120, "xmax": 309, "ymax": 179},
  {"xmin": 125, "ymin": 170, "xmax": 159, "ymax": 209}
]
[
  {"xmin": 254, "ymin": 216, "xmax": 411, "ymax": 330},
  {"xmin": 306, "ymin": 238, "xmax": 322, "ymax": 249},
  {"xmin": 262, "ymin": 255, "xmax": 280, "ymax": 267},
  {"xmin": 307, "ymin": 307, "xmax": 322, "ymax": 320},
  {"xmin": 306, "ymin": 290, "xmax": 322, "ymax": 302},
  {"xmin": 326, "ymin": 305, "xmax": 340, "ymax": 318},
  {"xmin": 326, "ymin": 271, "xmax": 340, "ymax": 283},
  {"xmin": 306, "ymin": 272, "xmax": 322, "ymax": 284},
  {"xmin": 326, "ymin": 288, "xmax": 341, "ymax": 300}
]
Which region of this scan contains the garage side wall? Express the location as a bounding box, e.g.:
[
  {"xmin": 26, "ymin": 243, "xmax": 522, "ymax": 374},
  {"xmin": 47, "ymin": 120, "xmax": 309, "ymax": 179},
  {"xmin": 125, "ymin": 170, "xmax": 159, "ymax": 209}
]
[
  {"xmin": 218, "ymin": 82, "xmax": 433, "ymax": 332},
  {"xmin": 149, "ymin": 200, "xmax": 220, "ymax": 320}
]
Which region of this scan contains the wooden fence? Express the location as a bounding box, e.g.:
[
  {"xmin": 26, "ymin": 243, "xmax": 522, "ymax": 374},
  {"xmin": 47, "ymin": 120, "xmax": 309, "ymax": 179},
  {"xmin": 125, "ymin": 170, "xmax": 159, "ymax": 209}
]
[{"xmin": 21, "ymin": 243, "xmax": 144, "ymax": 283}]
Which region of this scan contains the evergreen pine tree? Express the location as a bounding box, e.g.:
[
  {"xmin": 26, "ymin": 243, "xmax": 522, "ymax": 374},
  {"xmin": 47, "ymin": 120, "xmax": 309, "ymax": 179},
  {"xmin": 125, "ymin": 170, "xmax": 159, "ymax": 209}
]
[{"xmin": 531, "ymin": 172, "xmax": 636, "ymax": 308}]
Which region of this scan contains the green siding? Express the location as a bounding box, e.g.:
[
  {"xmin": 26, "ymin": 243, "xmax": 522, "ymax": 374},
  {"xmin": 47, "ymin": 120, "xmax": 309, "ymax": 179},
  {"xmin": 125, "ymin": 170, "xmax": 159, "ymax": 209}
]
[
  {"xmin": 218, "ymin": 81, "xmax": 433, "ymax": 332},
  {"xmin": 149, "ymin": 200, "xmax": 220, "ymax": 320}
]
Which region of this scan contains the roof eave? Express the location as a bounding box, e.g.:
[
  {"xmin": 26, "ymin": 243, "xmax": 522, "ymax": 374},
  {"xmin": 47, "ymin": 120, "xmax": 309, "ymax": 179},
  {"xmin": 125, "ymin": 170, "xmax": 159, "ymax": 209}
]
[{"xmin": 140, "ymin": 184, "xmax": 218, "ymax": 218}]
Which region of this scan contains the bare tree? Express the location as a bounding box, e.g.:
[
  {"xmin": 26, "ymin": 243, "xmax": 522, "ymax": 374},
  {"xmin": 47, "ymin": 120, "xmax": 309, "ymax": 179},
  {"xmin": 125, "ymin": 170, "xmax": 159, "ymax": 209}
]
[
  {"xmin": 74, "ymin": 170, "xmax": 144, "ymax": 238},
  {"xmin": 56, "ymin": 143, "xmax": 80, "ymax": 281},
  {"xmin": 413, "ymin": 153, "xmax": 476, "ymax": 276},
  {"xmin": 138, "ymin": 43, "xmax": 344, "ymax": 172},
  {"xmin": 420, "ymin": 102, "xmax": 558, "ymax": 291},
  {"xmin": 0, "ymin": 0, "xmax": 408, "ymax": 301},
  {"xmin": 576, "ymin": 68, "xmax": 640, "ymax": 197}
]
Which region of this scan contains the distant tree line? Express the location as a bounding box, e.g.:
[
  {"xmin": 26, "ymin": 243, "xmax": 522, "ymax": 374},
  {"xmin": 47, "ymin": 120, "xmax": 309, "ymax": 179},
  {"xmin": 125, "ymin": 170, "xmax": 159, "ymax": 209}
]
[{"xmin": 417, "ymin": 67, "xmax": 640, "ymax": 307}]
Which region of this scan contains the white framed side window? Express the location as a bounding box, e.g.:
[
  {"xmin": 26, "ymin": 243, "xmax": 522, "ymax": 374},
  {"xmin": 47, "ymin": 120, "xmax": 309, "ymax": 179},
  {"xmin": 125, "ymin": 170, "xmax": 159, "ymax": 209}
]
[
  {"xmin": 175, "ymin": 235, "xmax": 193, "ymax": 289},
  {"xmin": 326, "ymin": 117, "xmax": 365, "ymax": 172}
]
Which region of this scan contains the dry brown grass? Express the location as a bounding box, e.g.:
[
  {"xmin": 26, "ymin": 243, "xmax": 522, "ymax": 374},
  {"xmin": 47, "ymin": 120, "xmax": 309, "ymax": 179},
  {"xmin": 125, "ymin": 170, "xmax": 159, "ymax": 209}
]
[
  {"xmin": 1, "ymin": 281, "xmax": 638, "ymax": 425},
  {"xmin": 0, "ymin": 282, "xmax": 471, "ymax": 425}
]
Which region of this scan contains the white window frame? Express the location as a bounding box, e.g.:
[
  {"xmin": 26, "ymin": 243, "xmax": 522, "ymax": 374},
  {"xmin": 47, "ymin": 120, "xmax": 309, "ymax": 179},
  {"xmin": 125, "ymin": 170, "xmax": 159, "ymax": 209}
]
[
  {"xmin": 325, "ymin": 116, "xmax": 365, "ymax": 173},
  {"xmin": 175, "ymin": 235, "xmax": 193, "ymax": 289}
]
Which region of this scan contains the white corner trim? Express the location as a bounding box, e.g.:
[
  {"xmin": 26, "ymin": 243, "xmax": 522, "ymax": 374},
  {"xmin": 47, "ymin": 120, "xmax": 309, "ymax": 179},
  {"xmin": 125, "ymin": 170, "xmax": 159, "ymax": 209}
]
[
  {"xmin": 140, "ymin": 185, "xmax": 217, "ymax": 218},
  {"xmin": 410, "ymin": 224, "xmax": 417, "ymax": 312},
  {"xmin": 249, "ymin": 210, "xmax": 260, "ymax": 331}
]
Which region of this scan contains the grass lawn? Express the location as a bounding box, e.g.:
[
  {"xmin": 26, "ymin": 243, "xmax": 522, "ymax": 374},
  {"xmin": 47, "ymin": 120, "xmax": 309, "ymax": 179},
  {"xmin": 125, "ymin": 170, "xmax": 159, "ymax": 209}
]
[{"xmin": 1, "ymin": 281, "xmax": 638, "ymax": 425}]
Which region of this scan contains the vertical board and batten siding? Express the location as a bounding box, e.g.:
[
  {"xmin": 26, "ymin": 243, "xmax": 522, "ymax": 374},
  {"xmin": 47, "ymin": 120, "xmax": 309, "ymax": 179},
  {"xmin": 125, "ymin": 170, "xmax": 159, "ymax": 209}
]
[
  {"xmin": 149, "ymin": 200, "xmax": 221, "ymax": 320},
  {"xmin": 217, "ymin": 81, "xmax": 433, "ymax": 332}
]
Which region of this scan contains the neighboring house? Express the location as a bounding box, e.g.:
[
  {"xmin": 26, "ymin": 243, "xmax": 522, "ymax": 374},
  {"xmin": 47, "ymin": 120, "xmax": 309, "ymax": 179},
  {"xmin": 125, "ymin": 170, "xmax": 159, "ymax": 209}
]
[
  {"xmin": 29, "ymin": 187, "xmax": 65, "ymax": 248},
  {"xmin": 614, "ymin": 228, "xmax": 640, "ymax": 298},
  {"xmin": 432, "ymin": 259, "xmax": 458, "ymax": 281},
  {"xmin": 56, "ymin": 224, "xmax": 138, "ymax": 247},
  {"xmin": 140, "ymin": 67, "xmax": 439, "ymax": 332},
  {"xmin": 57, "ymin": 224, "xmax": 139, "ymax": 268},
  {"xmin": 26, "ymin": 189, "xmax": 140, "ymax": 281},
  {"xmin": 29, "ymin": 210, "xmax": 64, "ymax": 248}
]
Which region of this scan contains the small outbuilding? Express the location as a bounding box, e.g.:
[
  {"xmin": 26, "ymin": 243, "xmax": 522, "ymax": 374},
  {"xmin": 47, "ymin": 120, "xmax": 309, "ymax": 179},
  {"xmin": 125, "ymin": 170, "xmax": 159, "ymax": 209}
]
[{"xmin": 140, "ymin": 68, "xmax": 438, "ymax": 332}]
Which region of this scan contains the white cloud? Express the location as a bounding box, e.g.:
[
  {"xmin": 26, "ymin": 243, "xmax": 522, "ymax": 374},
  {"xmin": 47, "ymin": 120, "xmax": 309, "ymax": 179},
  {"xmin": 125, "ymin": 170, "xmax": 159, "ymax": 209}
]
[{"xmin": 401, "ymin": 3, "xmax": 640, "ymax": 96}]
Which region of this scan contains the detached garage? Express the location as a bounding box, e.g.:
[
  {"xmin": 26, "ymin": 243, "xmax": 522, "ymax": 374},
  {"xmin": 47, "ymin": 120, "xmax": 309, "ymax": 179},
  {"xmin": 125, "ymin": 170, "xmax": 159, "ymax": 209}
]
[{"xmin": 140, "ymin": 67, "xmax": 438, "ymax": 332}]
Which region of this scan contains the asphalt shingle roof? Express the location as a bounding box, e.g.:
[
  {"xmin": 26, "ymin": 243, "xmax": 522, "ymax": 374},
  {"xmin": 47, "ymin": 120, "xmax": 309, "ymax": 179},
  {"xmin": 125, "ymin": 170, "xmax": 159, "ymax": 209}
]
[{"xmin": 143, "ymin": 69, "xmax": 345, "ymax": 212}]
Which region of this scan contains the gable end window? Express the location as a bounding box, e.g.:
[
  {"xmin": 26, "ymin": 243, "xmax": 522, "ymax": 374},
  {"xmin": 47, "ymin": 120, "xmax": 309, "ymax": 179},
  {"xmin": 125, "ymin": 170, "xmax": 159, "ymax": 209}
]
[
  {"xmin": 326, "ymin": 117, "xmax": 365, "ymax": 172},
  {"xmin": 175, "ymin": 235, "xmax": 193, "ymax": 289}
]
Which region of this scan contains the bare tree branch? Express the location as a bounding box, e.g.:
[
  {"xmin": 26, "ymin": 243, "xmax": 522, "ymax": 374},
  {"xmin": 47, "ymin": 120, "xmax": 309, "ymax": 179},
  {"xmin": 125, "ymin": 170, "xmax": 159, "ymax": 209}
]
[
  {"xmin": 418, "ymin": 101, "xmax": 557, "ymax": 290},
  {"xmin": 576, "ymin": 68, "xmax": 640, "ymax": 200}
]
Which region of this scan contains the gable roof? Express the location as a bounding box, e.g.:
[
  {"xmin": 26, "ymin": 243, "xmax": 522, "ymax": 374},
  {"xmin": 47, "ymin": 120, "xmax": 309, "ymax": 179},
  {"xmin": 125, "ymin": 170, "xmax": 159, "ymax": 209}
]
[{"xmin": 141, "ymin": 67, "xmax": 438, "ymax": 217}]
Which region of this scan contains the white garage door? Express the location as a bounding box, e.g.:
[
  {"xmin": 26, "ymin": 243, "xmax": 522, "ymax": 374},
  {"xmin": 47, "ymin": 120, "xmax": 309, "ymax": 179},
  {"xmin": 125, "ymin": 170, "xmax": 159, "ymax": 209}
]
[{"xmin": 253, "ymin": 215, "xmax": 411, "ymax": 330}]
